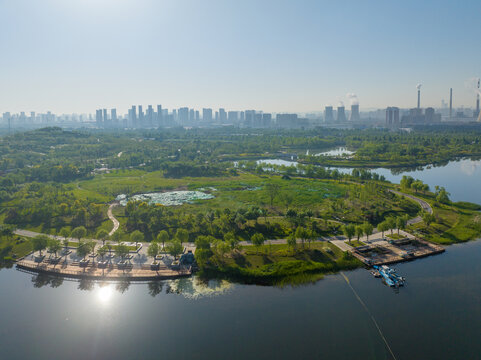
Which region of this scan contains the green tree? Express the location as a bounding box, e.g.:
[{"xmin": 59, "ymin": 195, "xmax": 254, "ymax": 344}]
[
  {"xmin": 342, "ymin": 224, "xmax": 355, "ymax": 244},
  {"xmin": 76, "ymin": 241, "xmax": 90, "ymax": 261},
  {"xmin": 422, "ymin": 212, "xmax": 436, "ymax": 227},
  {"xmin": 363, "ymin": 222, "xmax": 373, "ymax": 242},
  {"xmin": 115, "ymin": 243, "xmax": 129, "ymax": 262},
  {"xmin": 378, "ymin": 221, "xmax": 388, "ymax": 239},
  {"xmin": 396, "ymin": 215, "xmax": 408, "ymax": 235},
  {"xmin": 385, "ymin": 217, "xmax": 396, "ymax": 235},
  {"xmin": 96, "ymin": 229, "xmax": 109, "ymax": 246},
  {"xmin": 265, "ymin": 183, "xmax": 280, "ymax": 207},
  {"xmin": 175, "ymin": 228, "xmax": 189, "ymax": 245},
  {"xmin": 147, "ymin": 242, "xmax": 160, "ymax": 263},
  {"xmin": 97, "ymin": 246, "xmax": 107, "ymax": 262},
  {"xmin": 195, "ymin": 235, "xmax": 213, "ymax": 250},
  {"xmin": 167, "ymin": 239, "xmax": 183, "ymax": 259},
  {"xmin": 70, "ymin": 226, "xmax": 87, "ymax": 243},
  {"xmin": 157, "ymin": 230, "xmax": 169, "ymax": 251},
  {"xmin": 295, "ymin": 226, "xmax": 309, "ymax": 248},
  {"xmin": 355, "ymin": 225, "xmax": 364, "ymax": 242},
  {"xmin": 435, "ymin": 186, "xmax": 450, "ymax": 204},
  {"xmin": 224, "ymin": 232, "xmax": 239, "ymax": 251},
  {"xmin": 251, "ymin": 233, "xmax": 265, "ymax": 254},
  {"xmin": 111, "ymin": 229, "xmax": 123, "ymax": 245},
  {"xmin": 47, "ymin": 238, "xmax": 61, "ymax": 258},
  {"xmin": 32, "ymin": 235, "xmax": 49, "ymax": 256},
  {"xmin": 287, "ymin": 232, "xmax": 297, "ymax": 253},
  {"xmin": 130, "ymin": 230, "xmax": 144, "ymax": 248}
]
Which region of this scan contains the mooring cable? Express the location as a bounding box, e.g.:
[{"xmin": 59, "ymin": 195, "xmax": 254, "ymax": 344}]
[{"xmin": 341, "ymin": 272, "xmax": 398, "ymax": 360}]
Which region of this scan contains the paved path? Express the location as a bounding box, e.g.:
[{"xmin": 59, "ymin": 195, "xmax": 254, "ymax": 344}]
[
  {"xmin": 107, "ymin": 202, "xmax": 120, "ymax": 236},
  {"xmin": 389, "ymin": 189, "xmax": 432, "ymax": 225}
]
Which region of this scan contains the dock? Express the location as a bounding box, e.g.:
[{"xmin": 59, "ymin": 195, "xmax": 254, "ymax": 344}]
[
  {"xmin": 350, "ymin": 237, "xmax": 445, "ymax": 266},
  {"xmin": 16, "ymin": 259, "xmax": 192, "ymax": 281}
]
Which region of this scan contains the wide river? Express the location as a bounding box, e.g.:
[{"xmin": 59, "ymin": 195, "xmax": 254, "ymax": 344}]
[{"xmin": 1, "ymin": 158, "xmax": 481, "ymax": 360}]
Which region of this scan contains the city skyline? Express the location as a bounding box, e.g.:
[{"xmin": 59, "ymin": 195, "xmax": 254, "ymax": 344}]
[{"xmin": 1, "ymin": 0, "xmax": 481, "ymax": 113}]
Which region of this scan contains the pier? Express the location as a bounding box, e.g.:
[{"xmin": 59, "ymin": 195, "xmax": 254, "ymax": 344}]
[
  {"xmin": 16, "ymin": 257, "xmax": 192, "ymax": 281},
  {"xmin": 350, "ymin": 237, "xmax": 445, "ymax": 266}
]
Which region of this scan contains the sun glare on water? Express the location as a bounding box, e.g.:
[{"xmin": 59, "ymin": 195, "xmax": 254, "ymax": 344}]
[{"xmin": 97, "ymin": 285, "xmax": 114, "ymax": 304}]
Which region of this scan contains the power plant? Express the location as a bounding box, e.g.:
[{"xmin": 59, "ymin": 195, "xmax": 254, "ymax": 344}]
[
  {"xmin": 337, "ymin": 106, "xmax": 347, "ymax": 122},
  {"xmin": 324, "ymin": 106, "xmax": 334, "ymax": 122},
  {"xmin": 350, "ymin": 104, "xmax": 360, "ymax": 121}
]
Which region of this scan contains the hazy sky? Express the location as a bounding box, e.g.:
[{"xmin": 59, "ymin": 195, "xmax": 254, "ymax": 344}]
[{"xmin": 1, "ymin": 0, "xmax": 481, "ymax": 114}]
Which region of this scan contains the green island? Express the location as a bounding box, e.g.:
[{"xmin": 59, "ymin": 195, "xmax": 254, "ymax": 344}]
[{"xmin": 1, "ymin": 126, "xmax": 481, "ymax": 285}]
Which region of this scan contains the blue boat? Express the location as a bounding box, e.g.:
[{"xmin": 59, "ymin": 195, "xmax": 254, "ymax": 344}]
[{"xmin": 373, "ymin": 265, "xmax": 406, "ymax": 287}]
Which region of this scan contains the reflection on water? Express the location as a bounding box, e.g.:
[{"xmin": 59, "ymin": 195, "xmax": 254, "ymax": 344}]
[
  {"xmin": 165, "ymin": 277, "xmax": 233, "ymax": 299},
  {"xmin": 32, "ymin": 273, "xmax": 64, "ymax": 288},
  {"xmin": 460, "ymin": 160, "xmax": 480, "ymax": 176},
  {"xmin": 26, "ymin": 272, "xmax": 232, "ymax": 300},
  {"xmin": 97, "ymin": 284, "xmax": 114, "ymax": 304}
]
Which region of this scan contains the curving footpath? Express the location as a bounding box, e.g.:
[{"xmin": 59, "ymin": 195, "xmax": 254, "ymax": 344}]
[
  {"xmin": 389, "ymin": 189, "xmax": 433, "ymax": 225},
  {"xmin": 108, "ymin": 202, "xmax": 120, "ymax": 236}
]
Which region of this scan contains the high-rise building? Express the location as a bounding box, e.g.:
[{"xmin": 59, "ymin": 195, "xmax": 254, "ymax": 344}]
[
  {"xmin": 103, "ymin": 109, "xmax": 108, "ymax": 123},
  {"xmin": 189, "ymin": 109, "xmax": 195, "ymax": 123},
  {"xmin": 202, "ymin": 108, "xmax": 213, "ymax": 123},
  {"xmin": 228, "ymin": 111, "xmax": 238, "ymax": 123},
  {"xmin": 245, "ymin": 110, "xmax": 255, "ymax": 127},
  {"xmin": 276, "ymin": 113, "xmax": 298, "ymax": 128},
  {"xmin": 157, "ymin": 105, "xmax": 163, "ymax": 126},
  {"xmin": 262, "ymin": 113, "xmax": 272, "ymax": 128},
  {"xmin": 337, "ymin": 106, "xmax": 346, "ymax": 122},
  {"xmin": 324, "ymin": 106, "xmax": 334, "ymax": 122},
  {"xmin": 219, "ymin": 108, "xmax": 227, "ymax": 123},
  {"xmin": 178, "ymin": 107, "xmax": 189, "ymax": 125},
  {"xmin": 96, "ymin": 109, "xmax": 103, "ymax": 126},
  {"xmin": 111, "ymin": 108, "xmax": 117, "ymax": 121},
  {"xmin": 385, "ymin": 107, "xmax": 399, "ymax": 127},
  {"xmin": 350, "ymin": 104, "xmax": 360, "ymax": 121},
  {"xmin": 195, "ymin": 110, "xmax": 200, "ymax": 122},
  {"xmin": 146, "ymin": 105, "xmax": 154, "ymax": 127}
]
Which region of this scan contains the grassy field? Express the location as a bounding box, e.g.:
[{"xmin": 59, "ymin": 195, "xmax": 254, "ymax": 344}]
[
  {"xmin": 404, "ymin": 193, "xmax": 481, "ymax": 244},
  {"xmin": 200, "ymin": 242, "xmax": 363, "ymax": 286}
]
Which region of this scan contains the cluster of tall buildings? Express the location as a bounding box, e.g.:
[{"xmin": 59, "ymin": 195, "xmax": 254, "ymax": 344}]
[{"xmin": 93, "ymin": 104, "xmax": 310, "ymax": 129}]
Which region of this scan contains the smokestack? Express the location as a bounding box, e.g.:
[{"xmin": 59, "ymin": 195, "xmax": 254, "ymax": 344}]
[
  {"xmin": 416, "ymin": 84, "xmax": 422, "ymax": 109},
  {"xmin": 449, "ymin": 88, "xmax": 452, "ymax": 119},
  {"xmin": 477, "ymin": 79, "xmax": 480, "ymax": 115}
]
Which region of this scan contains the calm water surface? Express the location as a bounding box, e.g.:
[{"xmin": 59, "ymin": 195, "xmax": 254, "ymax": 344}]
[{"xmin": 1, "ymin": 240, "xmax": 481, "ymax": 360}]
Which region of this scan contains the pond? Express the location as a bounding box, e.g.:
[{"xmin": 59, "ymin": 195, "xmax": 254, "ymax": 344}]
[{"xmin": 115, "ymin": 190, "xmax": 214, "ymax": 206}]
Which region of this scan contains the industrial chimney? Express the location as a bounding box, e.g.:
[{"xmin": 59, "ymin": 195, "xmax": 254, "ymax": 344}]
[
  {"xmin": 476, "ymin": 79, "xmax": 480, "ymax": 118},
  {"xmin": 416, "ymin": 84, "xmax": 422, "ymax": 109},
  {"xmin": 449, "ymin": 88, "xmax": 452, "ymax": 119}
]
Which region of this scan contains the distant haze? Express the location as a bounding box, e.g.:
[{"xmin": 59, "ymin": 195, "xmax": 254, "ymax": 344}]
[{"xmin": 1, "ymin": 0, "xmax": 481, "ymax": 113}]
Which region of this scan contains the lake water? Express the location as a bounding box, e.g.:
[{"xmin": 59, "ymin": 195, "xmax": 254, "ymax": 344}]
[
  {"xmin": 259, "ymin": 157, "xmax": 481, "ymax": 204},
  {"xmin": 1, "ymin": 157, "xmax": 481, "ymax": 359},
  {"xmin": 1, "ymin": 239, "xmax": 481, "ymax": 359}
]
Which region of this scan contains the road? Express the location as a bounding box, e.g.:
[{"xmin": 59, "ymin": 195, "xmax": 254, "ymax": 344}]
[{"xmin": 389, "ymin": 189, "xmax": 432, "ymax": 225}]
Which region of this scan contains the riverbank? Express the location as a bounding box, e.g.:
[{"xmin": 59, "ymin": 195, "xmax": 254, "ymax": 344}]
[{"xmin": 197, "ymin": 242, "xmax": 363, "ymax": 286}]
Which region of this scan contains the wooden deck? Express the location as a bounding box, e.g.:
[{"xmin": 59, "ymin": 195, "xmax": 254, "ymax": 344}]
[
  {"xmin": 350, "ymin": 238, "xmax": 445, "ymax": 266},
  {"xmin": 16, "ymin": 259, "xmax": 192, "ymax": 281}
]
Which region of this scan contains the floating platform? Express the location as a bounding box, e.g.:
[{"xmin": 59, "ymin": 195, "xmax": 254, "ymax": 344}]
[
  {"xmin": 351, "ymin": 237, "xmax": 445, "ymax": 266},
  {"xmin": 15, "ymin": 259, "xmax": 192, "ymax": 281}
]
